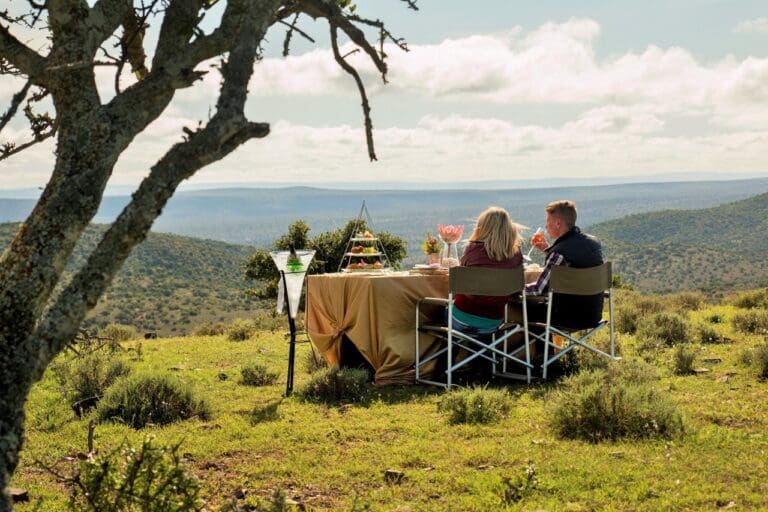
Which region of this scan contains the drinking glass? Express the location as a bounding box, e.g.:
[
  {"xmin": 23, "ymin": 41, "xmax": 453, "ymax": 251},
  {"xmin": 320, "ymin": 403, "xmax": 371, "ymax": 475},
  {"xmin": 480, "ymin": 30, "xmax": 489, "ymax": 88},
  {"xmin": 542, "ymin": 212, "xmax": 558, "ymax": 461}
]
[{"xmin": 525, "ymin": 227, "xmax": 545, "ymax": 262}]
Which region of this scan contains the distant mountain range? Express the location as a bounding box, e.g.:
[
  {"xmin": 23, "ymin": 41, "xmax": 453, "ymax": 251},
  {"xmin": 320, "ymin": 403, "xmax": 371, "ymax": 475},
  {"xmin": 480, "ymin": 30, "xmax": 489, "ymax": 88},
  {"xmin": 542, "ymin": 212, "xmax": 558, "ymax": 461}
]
[
  {"xmin": 4, "ymin": 182, "xmax": 768, "ymax": 334},
  {"xmin": 592, "ymin": 192, "xmax": 768, "ymax": 293},
  {"xmin": 2, "ymin": 178, "xmax": 768, "ymax": 254}
]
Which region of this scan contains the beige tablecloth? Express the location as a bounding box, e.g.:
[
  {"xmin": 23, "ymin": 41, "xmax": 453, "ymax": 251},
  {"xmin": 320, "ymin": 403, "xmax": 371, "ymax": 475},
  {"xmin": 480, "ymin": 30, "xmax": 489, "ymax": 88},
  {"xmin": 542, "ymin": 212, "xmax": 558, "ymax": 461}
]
[{"xmin": 306, "ymin": 272, "xmax": 449, "ymax": 385}]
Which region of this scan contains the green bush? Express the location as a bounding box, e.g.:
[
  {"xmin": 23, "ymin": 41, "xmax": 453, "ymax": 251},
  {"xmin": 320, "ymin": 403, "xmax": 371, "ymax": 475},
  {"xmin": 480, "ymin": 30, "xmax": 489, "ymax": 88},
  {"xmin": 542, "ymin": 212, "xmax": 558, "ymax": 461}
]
[
  {"xmin": 730, "ymin": 289, "xmax": 768, "ymax": 309},
  {"xmin": 240, "ymin": 363, "xmax": 280, "ymax": 386},
  {"xmin": 296, "ymin": 366, "xmax": 370, "ymax": 404},
  {"xmin": 244, "ymin": 219, "xmax": 408, "ymax": 299},
  {"xmin": 438, "ymin": 386, "xmax": 512, "ymax": 425},
  {"xmin": 67, "ymin": 436, "xmax": 201, "ymax": 511},
  {"xmin": 669, "ymin": 291, "xmax": 705, "ymax": 311},
  {"xmin": 673, "ymin": 344, "xmax": 696, "ymax": 375},
  {"xmin": 100, "ymin": 323, "xmax": 138, "ymax": 342},
  {"xmin": 549, "ymin": 361, "xmax": 684, "ymax": 442},
  {"xmin": 98, "ymin": 373, "xmax": 209, "ymax": 428},
  {"xmin": 52, "ymin": 351, "xmax": 131, "ymax": 411},
  {"xmin": 756, "ymin": 342, "xmax": 768, "ymax": 380},
  {"xmin": 697, "ymin": 324, "xmax": 728, "ymax": 344},
  {"xmin": 194, "ymin": 322, "xmax": 226, "ymax": 336},
  {"xmin": 227, "ymin": 318, "xmax": 256, "ymax": 341},
  {"xmin": 304, "ymin": 349, "xmax": 329, "ymax": 374},
  {"xmin": 731, "ymin": 310, "xmax": 768, "ymax": 334},
  {"xmin": 637, "ymin": 312, "xmax": 688, "ymax": 346},
  {"xmin": 615, "ymin": 306, "xmax": 640, "ymax": 334},
  {"xmin": 738, "ymin": 348, "xmax": 754, "ymax": 366},
  {"xmin": 706, "ymin": 313, "xmax": 724, "ymax": 324},
  {"xmin": 251, "ymin": 309, "xmax": 287, "ymax": 332},
  {"xmin": 634, "ymin": 296, "xmax": 667, "ymax": 315},
  {"xmin": 635, "ymin": 336, "xmax": 665, "ymax": 363}
]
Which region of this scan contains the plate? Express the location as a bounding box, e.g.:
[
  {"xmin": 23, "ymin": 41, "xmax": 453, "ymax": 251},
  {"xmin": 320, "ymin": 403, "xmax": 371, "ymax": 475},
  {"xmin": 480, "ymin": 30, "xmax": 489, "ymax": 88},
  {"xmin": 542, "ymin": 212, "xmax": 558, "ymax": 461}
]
[{"xmin": 414, "ymin": 263, "xmax": 441, "ymax": 269}]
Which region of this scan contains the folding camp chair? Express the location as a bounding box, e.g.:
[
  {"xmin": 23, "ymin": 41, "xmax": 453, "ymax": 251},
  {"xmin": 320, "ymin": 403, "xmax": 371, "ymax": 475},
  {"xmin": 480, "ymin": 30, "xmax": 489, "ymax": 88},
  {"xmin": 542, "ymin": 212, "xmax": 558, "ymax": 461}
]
[
  {"xmin": 415, "ymin": 266, "xmax": 533, "ymax": 388},
  {"xmin": 531, "ymin": 262, "xmax": 619, "ymax": 380}
]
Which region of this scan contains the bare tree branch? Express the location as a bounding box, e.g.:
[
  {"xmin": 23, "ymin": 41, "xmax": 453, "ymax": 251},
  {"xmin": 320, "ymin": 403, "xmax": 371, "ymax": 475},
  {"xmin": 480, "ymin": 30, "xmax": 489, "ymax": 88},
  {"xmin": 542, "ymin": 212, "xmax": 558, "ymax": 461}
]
[
  {"xmin": 0, "ymin": 126, "xmax": 56, "ymax": 162},
  {"xmin": 281, "ymin": 13, "xmax": 316, "ymax": 57},
  {"xmin": 0, "ymin": 24, "xmax": 46, "ymax": 80},
  {"xmin": 0, "ymin": 79, "xmax": 31, "ymax": 135},
  {"xmin": 330, "ymin": 23, "xmax": 376, "ymax": 161},
  {"xmin": 299, "ymin": 0, "xmax": 387, "ymax": 79}
]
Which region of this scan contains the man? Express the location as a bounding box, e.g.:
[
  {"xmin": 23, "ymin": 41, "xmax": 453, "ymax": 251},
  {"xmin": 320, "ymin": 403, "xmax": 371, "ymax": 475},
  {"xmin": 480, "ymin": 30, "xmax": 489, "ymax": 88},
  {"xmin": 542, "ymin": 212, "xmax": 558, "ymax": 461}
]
[{"xmin": 526, "ymin": 200, "xmax": 604, "ymax": 329}]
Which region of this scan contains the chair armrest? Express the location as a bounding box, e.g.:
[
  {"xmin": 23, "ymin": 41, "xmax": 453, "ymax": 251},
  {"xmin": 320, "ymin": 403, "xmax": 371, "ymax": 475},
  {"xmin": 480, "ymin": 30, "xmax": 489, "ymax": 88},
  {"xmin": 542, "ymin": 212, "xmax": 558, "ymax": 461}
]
[
  {"xmin": 417, "ymin": 297, "xmax": 449, "ymax": 307},
  {"xmin": 521, "ymin": 294, "xmax": 548, "ymax": 304}
]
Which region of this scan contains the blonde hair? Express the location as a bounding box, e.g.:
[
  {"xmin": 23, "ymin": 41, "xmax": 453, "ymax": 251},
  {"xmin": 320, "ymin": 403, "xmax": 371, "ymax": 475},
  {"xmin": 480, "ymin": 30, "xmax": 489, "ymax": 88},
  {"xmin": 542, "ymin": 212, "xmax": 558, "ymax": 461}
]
[{"xmin": 474, "ymin": 207, "xmax": 520, "ymax": 261}]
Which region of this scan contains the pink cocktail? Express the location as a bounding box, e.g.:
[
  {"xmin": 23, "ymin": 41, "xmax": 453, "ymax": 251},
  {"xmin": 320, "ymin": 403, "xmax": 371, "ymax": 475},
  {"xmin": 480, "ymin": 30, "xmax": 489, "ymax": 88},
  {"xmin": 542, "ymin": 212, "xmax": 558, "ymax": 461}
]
[{"xmin": 437, "ymin": 224, "xmax": 464, "ymax": 267}]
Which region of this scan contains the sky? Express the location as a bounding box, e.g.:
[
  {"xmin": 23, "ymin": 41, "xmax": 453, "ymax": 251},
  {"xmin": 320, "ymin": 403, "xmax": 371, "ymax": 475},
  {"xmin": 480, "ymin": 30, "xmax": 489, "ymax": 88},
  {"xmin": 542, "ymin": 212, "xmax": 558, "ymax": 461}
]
[{"xmin": 2, "ymin": 0, "xmax": 768, "ymax": 191}]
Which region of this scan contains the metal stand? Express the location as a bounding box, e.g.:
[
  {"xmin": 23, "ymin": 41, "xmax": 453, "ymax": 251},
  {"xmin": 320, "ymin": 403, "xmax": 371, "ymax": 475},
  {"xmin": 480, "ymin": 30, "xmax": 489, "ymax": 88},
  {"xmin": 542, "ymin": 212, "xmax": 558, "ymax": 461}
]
[{"xmin": 281, "ymin": 270, "xmax": 298, "ymax": 397}]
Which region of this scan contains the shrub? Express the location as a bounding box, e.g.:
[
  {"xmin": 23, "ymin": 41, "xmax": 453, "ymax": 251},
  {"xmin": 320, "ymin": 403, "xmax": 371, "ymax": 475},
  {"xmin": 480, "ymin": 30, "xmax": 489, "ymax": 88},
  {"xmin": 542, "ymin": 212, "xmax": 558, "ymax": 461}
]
[
  {"xmin": 673, "ymin": 344, "xmax": 696, "ymax": 375},
  {"xmin": 240, "ymin": 363, "xmax": 280, "ymax": 386},
  {"xmin": 697, "ymin": 324, "xmax": 728, "ymax": 344},
  {"xmin": 738, "ymin": 348, "xmax": 754, "ymax": 366},
  {"xmin": 100, "ymin": 323, "xmax": 139, "ymax": 342},
  {"xmin": 615, "ymin": 306, "xmax": 640, "ymax": 334},
  {"xmin": 756, "ymin": 342, "xmax": 768, "ymax": 380},
  {"xmin": 438, "ymin": 386, "xmax": 512, "ymax": 425},
  {"xmin": 730, "ymin": 289, "xmax": 768, "ymax": 309},
  {"xmin": 98, "ymin": 373, "xmax": 209, "ymax": 428},
  {"xmin": 296, "ymin": 367, "xmax": 370, "ymax": 404},
  {"xmin": 669, "ymin": 291, "xmax": 705, "ymax": 311},
  {"xmin": 731, "ymin": 310, "xmax": 768, "ymax": 334},
  {"xmin": 52, "ymin": 351, "xmax": 131, "ymax": 412},
  {"xmin": 706, "ymin": 313, "xmax": 724, "ymax": 324},
  {"xmin": 227, "ymin": 318, "xmax": 256, "ymax": 341},
  {"xmin": 67, "ymin": 436, "xmax": 201, "ymax": 511},
  {"xmin": 194, "ymin": 322, "xmax": 226, "ymax": 336},
  {"xmin": 549, "ymin": 361, "xmax": 684, "ymax": 442},
  {"xmin": 304, "ymin": 349, "xmax": 329, "ymax": 374},
  {"xmin": 252, "ymin": 309, "xmax": 287, "ymax": 332},
  {"xmin": 637, "ymin": 312, "xmax": 688, "ymax": 346},
  {"xmin": 635, "ymin": 336, "xmax": 665, "ymax": 363},
  {"xmin": 634, "ymin": 296, "xmax": 667, "ymax": 315}
]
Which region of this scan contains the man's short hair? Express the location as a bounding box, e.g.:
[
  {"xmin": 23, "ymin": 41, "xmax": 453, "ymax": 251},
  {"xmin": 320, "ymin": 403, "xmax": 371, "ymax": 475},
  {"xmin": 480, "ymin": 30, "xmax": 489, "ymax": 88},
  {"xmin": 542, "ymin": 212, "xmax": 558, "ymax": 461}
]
[{"xmin": 545, "ymin": 200, "xmax": 577, "ymax": 228}]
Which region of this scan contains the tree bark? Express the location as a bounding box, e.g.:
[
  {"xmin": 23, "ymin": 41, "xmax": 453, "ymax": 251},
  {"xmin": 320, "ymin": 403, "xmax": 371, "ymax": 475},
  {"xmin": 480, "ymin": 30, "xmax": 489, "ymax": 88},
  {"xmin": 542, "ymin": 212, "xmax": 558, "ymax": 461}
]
[{"xmin": 0, "ymin": 0, "xmax": 402, "ymax": 507}]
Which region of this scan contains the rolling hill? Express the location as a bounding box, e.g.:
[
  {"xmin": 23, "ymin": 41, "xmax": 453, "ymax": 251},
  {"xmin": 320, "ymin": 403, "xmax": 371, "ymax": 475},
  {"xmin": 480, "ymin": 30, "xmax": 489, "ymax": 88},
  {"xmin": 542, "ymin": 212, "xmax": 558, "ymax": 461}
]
[
  {"xmin": 5, "ymin": 187, "xmax": 768, "ymax": 336},
  {"xmin": 3, "ymin": 178, "xmax": 768, "ymax": 251},
  {"xmin": 0, "ymin": 223, "xmax": 258, "ymax": 336},
  {"xmin": 593, "ymin": 192, "xmax": 768, "ymax": 293}
]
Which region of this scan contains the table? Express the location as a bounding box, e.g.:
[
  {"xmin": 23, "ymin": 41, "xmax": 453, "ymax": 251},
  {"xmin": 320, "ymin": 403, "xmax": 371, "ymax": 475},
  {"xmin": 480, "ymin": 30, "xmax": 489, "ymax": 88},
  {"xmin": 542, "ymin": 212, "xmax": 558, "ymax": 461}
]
[{"xmin": 305, "ymin": 271, "xmax": 449, "ymax": 385}]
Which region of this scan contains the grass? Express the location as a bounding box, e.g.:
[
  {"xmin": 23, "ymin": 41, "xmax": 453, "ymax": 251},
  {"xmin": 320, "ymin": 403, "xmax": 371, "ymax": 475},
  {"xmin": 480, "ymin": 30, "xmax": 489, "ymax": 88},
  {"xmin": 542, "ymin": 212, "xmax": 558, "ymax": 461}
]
[{"xmin": 13, "ymin": 300, "xmax": 768, "ymax": 511}]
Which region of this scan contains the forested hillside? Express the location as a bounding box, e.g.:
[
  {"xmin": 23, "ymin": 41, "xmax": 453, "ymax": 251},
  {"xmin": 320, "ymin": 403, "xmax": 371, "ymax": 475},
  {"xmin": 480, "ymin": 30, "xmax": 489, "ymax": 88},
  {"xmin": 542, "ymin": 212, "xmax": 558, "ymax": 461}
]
[
  {"xmin": 0, "ymin": 224, "xmax": 258, "ymax": 336},
  {"xmin": 3, "ymin": 178, "xmax": 767, "ymax": 250},
  {"xmin": 594, "ymin": 192, "xmax": 768, "ymax": 292},
  {"xmin": 4, "ymin": 190, "xmax": 768, "ymax": 335}
]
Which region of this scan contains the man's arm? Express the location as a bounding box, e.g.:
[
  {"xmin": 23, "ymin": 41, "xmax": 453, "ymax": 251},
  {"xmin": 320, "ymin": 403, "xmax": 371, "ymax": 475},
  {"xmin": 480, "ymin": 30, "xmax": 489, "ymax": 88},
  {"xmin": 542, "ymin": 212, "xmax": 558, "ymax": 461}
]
[{"xmin": 525, "ymin": 251, "xmax": 566, "ymax": 295}]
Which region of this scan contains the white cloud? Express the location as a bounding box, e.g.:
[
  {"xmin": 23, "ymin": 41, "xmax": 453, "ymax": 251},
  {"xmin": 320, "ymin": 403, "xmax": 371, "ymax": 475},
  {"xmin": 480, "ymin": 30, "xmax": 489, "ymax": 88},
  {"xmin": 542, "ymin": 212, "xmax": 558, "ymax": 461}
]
[
  {"xmin": 735, "ymin": 17, "xmax": 768, "ymax": 34},
  {"xmin": 247, "ymin": 18, "xmax": 768, "ymax": 130},
  {"xmin": 4, "ymin": 17, "xmax": 768, "ymax": 190}
]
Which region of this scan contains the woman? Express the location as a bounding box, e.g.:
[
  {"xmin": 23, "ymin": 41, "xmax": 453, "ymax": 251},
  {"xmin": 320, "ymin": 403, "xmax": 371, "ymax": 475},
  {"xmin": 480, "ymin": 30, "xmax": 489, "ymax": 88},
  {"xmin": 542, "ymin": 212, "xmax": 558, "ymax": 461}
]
[{"xmin": 451, "ymin": 206, "xmax": 523, "ymax": 331}]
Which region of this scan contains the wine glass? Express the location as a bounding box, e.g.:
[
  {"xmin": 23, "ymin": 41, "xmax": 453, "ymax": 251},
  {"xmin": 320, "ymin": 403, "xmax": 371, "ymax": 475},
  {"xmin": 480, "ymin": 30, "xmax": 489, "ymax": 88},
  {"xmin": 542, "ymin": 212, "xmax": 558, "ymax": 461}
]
[{"xmin": 524, "ymin": 227, "xmax": 545, "ymax": 263}]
